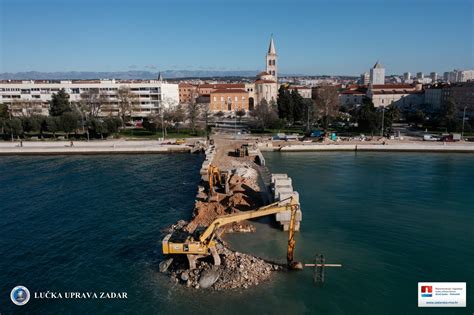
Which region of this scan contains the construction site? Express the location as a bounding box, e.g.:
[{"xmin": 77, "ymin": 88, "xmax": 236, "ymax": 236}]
[{"xmin": 158, "ymin": 135, "xmax": 305, "ymax": 290}]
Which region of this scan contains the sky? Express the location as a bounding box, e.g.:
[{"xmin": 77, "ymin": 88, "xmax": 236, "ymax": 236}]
[{"xmin": 0, "ymin": 0, "xmax": 473, "ymax": 75}]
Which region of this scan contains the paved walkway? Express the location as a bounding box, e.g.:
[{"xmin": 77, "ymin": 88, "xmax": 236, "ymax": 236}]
[{"xmin": 0, "ymin": 140, "xmax": 191, "ymax": 155}]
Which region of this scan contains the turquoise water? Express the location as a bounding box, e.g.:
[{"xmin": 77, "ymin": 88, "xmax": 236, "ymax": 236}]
[{"xmin": 1, "ymin": 152, "xmax": 473, "ymax": 314}]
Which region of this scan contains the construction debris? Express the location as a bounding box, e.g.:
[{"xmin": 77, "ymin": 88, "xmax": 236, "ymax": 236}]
[{"xmin": 162, "ymin": 138, "xmax": 289, "ymax": 290}]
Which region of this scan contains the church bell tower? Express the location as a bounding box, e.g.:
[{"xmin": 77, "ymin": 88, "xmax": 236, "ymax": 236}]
[{"xmin": 266, "ymin": 36, "xmax": 277, "ymax": 79}]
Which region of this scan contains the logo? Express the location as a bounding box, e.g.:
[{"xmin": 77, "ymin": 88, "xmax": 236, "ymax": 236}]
[
  {"xmin": 421, "ymin": 285, "xmax": 433, "ymax": 297},
  {"xmin": 10, "ymin": 286, "xmax": 30, "ymax": 306}
]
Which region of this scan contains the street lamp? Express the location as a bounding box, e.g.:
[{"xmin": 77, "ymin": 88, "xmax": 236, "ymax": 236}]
[
  {"xmin": 461, "ymin": 106, "xmax": 467, "ymax": 140},
  {"xmin": 8, "ymin": 103, "xmax": 13, "ymax": 142},
  {"xmin": 380, "ymin": 106, "xmax": 385, "ymax": 137},
  {"xmin": 161, "ymin": 107, "xmax": 165, "ymax": 141}
]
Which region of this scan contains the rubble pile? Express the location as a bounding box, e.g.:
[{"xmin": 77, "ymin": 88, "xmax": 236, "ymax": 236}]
[{"xmin": 165, "ymin": 241, "xmax": 282, "ymax": 290}]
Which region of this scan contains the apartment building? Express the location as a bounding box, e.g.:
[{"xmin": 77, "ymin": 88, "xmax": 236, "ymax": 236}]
[{"xmin": 0, "ymin": 79, "xmax": 179, "ymax": 118}]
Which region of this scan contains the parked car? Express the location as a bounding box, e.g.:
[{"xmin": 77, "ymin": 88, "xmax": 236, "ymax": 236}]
[
  {"xmin": 440, "ymin": 134, "xmax": 454, "ymax": 142},
  {"xmin": 423, "ymin": 134, "xmax": 440, "ymax": 141}
]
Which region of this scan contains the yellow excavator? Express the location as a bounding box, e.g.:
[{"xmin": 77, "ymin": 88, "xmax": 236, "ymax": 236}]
[
  {"xmin": 162, "ymin": 196, "xmax": 301, "ymax": 270},
  {"xmin": 208, "ymin": 165, "xmax": 221, "ymax": 195}
]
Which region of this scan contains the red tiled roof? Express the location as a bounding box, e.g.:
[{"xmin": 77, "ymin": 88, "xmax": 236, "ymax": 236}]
[
  {"xmin": 211, "ymin": 89, "xmax": 248, "ymax": 94},
  {"xmin": 372, "ymin": 90, "xmax": 423, "ymax": 95},
  {"xmin": 371, "ymin": 84, "xmax": 414, "ymax": 89},
  {"xmin": 288, "ymin": 86, "xmax": 311, "ymax": 90},
  {"xmin": 340, "ymin": 90, "xmax": 366, "ymax": 95},
  {"xmin": 179, "ymin": 83, "xmax": 195, "ymax": 88},
  {"xmin": 255, "ymin": 79, "xmax": 276, "ymax": 84},
  {"xmin": 199, "ymin": 83, "xmax": 245, "ymax": 89}
]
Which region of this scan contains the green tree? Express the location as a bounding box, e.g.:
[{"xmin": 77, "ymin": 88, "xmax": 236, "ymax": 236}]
[
  {"xmin": 250, "ymin": 99, "xmax": 278, "ymax": 130},
  {"xmin": 21, "ymin": 115, "xmax": 43, "ymax": 133},
  {"xmin": 0, "ymin": 104, "xmax": 9, "ymax": 119},
  {"xmin": 440, "ymin": 98, "xmax": 460, "ymax": 132},
  {"xmin": 302, "ymin": 99, "xmax": 318, "ymax": 133},
  {"xmin": 44, "ymin": 116, "xmax": 60, "ymax": 138},
  {"xmin": 277, "ymin": 86, "xmax": 292, "ymax": 123},
  {"xmin": 88, "ymin": 118, "xmax": 108, "ymax": 139},
  {"xmin": 49, "ymin": 89, "xmax": 71, "ymax": 116},
  {"xmin": 383, "ymin": 104, "xmax": 400, "ymax": 133},
  {"xmin": 104, "ymin": 117, "xmax": 122, "ymax": 134},
  {"xmin": 356, "ymin": 99, "xmax": 380, "ymax": 134},
  {"xmin": 236, "ymin": 109, "xmax": 246, "ymax": 122},
  {"xmin": 290, "ymin": 89, "xmax": 305, "ymax": 123},
  {"xmin": 60, "ymin": 112, "xmax": 79, "ymax": 138},
  {"xmin": 4, "ymin": 118, "xmax": 23, "ymax": 137}
]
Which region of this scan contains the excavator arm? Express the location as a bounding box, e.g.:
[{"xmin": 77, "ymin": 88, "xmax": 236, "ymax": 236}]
[
  {"xmin": 199, "ymin": 198, "xmax": 298, "ymax": 243},
  {"xmin": 162, "ymin": 196, "xmax": 300, "ymax": 269}
]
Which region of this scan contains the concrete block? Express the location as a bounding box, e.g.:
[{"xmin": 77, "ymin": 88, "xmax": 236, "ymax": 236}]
[
  {"xmin": 275, "ymin": 209, "xmax": 302, "ymax": 222},
  {"xmin": 274, "ymin": 186, "xmax": 294, "ymax": 197},
  {"xmin": 281, "ymin": 221, "xmax": 300, "ymax": 231},
  {"xmin": 277, "ymin": 191, "xmax": 299, "ymax": 203},
  {"xmin": 271, "ymin": 173, "xmax": 288, "ymax": 184},
  {"xmin": 274, "ymin": 178, "xmax": 292, "ymax": 187}
]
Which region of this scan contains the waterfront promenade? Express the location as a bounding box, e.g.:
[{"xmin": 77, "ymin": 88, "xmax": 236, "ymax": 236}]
[
  {"xmin": 260, "ymin": 141, "xmax": 474, "ymax": 153},
  {"xmin": 0, "ymin": 140, "xmax": 191, "ymax": 155}
]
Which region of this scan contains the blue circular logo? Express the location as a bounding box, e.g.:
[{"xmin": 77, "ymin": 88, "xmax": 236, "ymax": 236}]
[{"xmin": 10, "ymin": 286, "xmax": 30, "ymax": 306}]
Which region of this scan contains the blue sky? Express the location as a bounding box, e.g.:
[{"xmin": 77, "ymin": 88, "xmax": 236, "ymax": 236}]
[{"xmin": 0, "ymin": 0, "xmax": 472, "ymax": 75}]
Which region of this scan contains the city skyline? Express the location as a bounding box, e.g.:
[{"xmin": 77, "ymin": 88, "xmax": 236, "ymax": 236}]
[{"xmin": 0, "ymin": 0, "xmax": 473, "ymax": 76}]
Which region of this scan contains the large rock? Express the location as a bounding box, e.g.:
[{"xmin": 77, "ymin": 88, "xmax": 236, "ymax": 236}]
[
  {"xmin": 198, "ymin": 267, "xmax": 221, "ymax": 289},
  {"xmin": 159, "ymin": 258, "xmax": 173, "ymax": 273}
]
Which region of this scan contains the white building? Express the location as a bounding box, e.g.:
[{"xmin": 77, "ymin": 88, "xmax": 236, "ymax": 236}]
[
  {"xmin": 339, "ymin": 89, "xmax": 366, "ymax": 107},
  {"xmin": 367, "ymin": 83, "xmax": 424, "ymax": 109},
  {"xmin": 416, "ymin": 72, "xmax": 424, "ymax": 80},
  {"xmin": 443, "ymin": 69, "xmax": 474, "ymax": 83},
  {"xmin": 403, "ymin": 72, "xmax": 411, "ymax": 82},
  {"xmin": 0, "ymin": 79, "xmax": 179, "ymax": 118},
  {"xmin": 287, "ymin": 86, "xmax": 312, "ymax": 99},
  {"xmin": 369, "ymin": 61, "xmax": 385, "ymax": 85},
  {"xmin": 360, "ymin": 72, "xmax": 370, "ymax": 85},
  {"xmin": 430, "ymin": 72, "xmax": 438, "ymax": 82}
]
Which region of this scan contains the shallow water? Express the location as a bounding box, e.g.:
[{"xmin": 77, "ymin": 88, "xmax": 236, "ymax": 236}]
[{"xmin": 1, "ymin": 152, "xmax": 473, "ymax": 314}]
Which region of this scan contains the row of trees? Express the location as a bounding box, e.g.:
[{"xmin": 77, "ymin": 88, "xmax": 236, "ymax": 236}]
[
  {"xmin": 276, "ymin": 86, "xmax": 340, "ymax": 132},
  {"xmin": 0, "ymin": 88, "xmax": 124, "ymax": 139}
]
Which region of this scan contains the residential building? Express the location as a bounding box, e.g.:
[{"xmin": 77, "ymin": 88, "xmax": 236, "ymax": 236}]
[
  {"xmin": 287, "ymin": 86, "xmax": 312, "ymax": 99},
  {"xmin": 339, "ymin": 88, "xmax": 367, "ymax": 107},
  {"xmin": 416, "ymin": 72, "xmax": 424, "ymax": 80},
  {"xmin": 367, "ymin": 83, "xmax": 424, "ymax": 109},
  {"xmin": 369, "ymin": 61, "xmax": 385, "ymax": 85},
  {"xmin": 403, "ymin": 72, "xmax": 411, "ymax": 82},
  {"xmin": 360, "ymin": 72, "xmax": 370, "ymax": 85},
  {"xmin": 424, "ymin": 85, "xmax": 443, "ymax": 110},
  {"xmin": 178, "ymin": 82, "xmax": 198, "ymax": 104},
  {"xmin": 442, "ymin": 82, "xmax": 474, "ymax": 114},
  {"xmin": 443, "ymin": 69, "xmax": 474, "ymax": 83},
  {"xmin": 430, "ymin": 72, "xmax": 438, "ymax": 82},
  {"xmin": 0, "ymin": 79, "xmax": 179, "ymax": 118}
]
